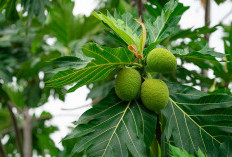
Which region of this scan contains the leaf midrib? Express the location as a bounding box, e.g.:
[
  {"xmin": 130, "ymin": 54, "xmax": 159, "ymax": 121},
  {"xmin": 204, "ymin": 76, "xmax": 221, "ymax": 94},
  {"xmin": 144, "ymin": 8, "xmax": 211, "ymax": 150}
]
[
  {"xmin": 47, "ymin": 62, "xmax": 135, "ymax": 85},
  {"xmin": 169, "ymin": 97, "xmax": 222, "ymax": 144},
  {"xmin": 102, "ymin": 102, "xmax": 131, "ymax": 156}
]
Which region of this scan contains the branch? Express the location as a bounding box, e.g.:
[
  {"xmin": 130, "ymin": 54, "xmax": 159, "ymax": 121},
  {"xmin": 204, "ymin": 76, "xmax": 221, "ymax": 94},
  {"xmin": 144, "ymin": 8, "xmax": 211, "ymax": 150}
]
[
  {"xmin": 6, "ymin": 102, "xmax": 23, "ymax": 156},
  {"xmin": 23, "ymin": 108, "xmax": 32, "ymax": 157},
  {"xmin": 202, "ymin": 0, "xmax": 211, "ymax": 91},
  {"xmin": 0, "ymin": 135, "xmax": 7, "ymax": 157},
  {"xmin": 220, "ymin": 8, "xmax": 232, "ymax": 23},
  {"xmin": 33, "ymin": 115, "xmax": 52, "ymax": 121},
  {"xmin": 61, "ymin": 98, "xmax": 102, "ymax": 110},
  {"xmin": 136, "ymin": 0, "xmax": 144, "ymax": 21},
  {"xmin": 0, "ymin": 115, "xmax": 52, "ymax": 135},
  {"xmin": 61, "ymin": 103, "xmax": 91, "ymax": 110},
  {"xmin": 204, "ymin": 0, "xmax": 210, "ymax": 42}
]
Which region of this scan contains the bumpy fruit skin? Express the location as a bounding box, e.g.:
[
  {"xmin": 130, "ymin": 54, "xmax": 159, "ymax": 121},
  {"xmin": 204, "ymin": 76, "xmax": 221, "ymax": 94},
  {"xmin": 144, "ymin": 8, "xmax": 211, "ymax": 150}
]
[
  {"xmin": 141, "ymin": 79, "xmax": 169, "ymax": 112},
  {"xmin": 147, "ymin": 48, "xmax": 177, "ymax": 73},
  {"xmin": 115, "ymin": 68, "xmax": 141, "ymax": 101}
]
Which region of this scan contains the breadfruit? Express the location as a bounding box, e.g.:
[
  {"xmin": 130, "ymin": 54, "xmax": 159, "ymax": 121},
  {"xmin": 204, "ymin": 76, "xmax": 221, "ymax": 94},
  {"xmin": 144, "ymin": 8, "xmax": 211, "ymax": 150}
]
[
  {"xmin": 115, "ymin": 68, "xmax": 141, "ymax": 101},
  {"xmin": 141, "ymin": 79, "xmax": 169, "ymax": 112},
  {"xmin": 147, "ymin": 48, "xmax": 177, "ymax": 73}
]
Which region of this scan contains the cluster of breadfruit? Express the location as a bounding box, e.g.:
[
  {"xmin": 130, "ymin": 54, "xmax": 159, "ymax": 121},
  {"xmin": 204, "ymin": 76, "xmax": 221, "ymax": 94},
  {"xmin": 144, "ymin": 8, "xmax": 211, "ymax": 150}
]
[{"xmin": 115, "ymin": 48, "xmax": 177, "ymax": 112}]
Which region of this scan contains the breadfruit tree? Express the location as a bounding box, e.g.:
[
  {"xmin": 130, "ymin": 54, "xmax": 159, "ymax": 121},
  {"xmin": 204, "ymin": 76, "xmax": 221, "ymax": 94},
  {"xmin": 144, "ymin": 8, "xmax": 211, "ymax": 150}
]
[{"xmin": 46, "ymin": 0, "xmax": 232, "ymax": 156}]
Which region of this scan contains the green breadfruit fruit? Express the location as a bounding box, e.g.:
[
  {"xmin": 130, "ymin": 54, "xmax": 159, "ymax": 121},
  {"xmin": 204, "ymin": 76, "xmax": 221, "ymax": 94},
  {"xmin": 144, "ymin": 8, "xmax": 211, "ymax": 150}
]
[
  {"xmin": 115, "ymin": 68, "xmax": 141, "ymax": 101},
  {"xmin": 141, "ymin": 79, "xmax": 169, "ymax": 112},
  {"xmin": 147, "ymin": 48, "xmax": 177, "ymax": 73}
]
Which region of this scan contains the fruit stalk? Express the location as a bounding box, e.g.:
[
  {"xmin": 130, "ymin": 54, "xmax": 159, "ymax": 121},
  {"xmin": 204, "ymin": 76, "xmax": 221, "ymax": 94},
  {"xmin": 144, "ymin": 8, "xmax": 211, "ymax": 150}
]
[{"xmin": 155, "ymin": 113, "xmax": 161, "ymax": 146}]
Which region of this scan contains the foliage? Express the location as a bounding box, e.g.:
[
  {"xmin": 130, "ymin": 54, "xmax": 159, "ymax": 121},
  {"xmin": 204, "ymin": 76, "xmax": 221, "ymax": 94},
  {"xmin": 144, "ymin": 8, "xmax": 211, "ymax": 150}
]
[
  {"xmin": 46, "ymin": 0, "xmax": 232, "ymax": 156},
  {"xmin": 1, "ymin": 0, "xmax": 232, "ymax": 156},
  {"xmin": 47, "ymin": 43, "xmax": 136, "ymax": 92},
  {"xmin": 0, "ymin": 0, "xmax": 128, "ymax": 155},
  {"xmin": 163, "ymin": 82, "xmax": 232, "ymax": 156},
  {"xmin": 169, "ymin": 145, "xmax": 205, "ymax": 157},
  {"xmin": 65, "ymin": 90, "xmax": 156, "ymax": 156}
]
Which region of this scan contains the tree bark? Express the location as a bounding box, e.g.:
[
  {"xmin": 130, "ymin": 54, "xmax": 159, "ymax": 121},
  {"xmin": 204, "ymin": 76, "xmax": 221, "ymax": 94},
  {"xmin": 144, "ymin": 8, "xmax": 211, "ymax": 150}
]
[
  {"xmin": 0, "ymin": 135, "xmax": 7, "ymax": 157},
  {"xmin": 23, "ymin": 107, "xmax": 32, "ymax": 157},
  {"xmin": 204, "ymin": 0, "xmax": 211, "ymax": 42},
  {"xmin": 136, "ymin": 0, "xmax": 144, "ymax": 21},
  {"xmin": 0, "ymin": 115, "xmax": 52, "ymax": 135},
  {"xmin": 202, "ymin": 0, "xmax": 211, "ymax": 91},
  {"xmin": 6, "ymin": 102, "xmax": 23, "ymax": 156}
]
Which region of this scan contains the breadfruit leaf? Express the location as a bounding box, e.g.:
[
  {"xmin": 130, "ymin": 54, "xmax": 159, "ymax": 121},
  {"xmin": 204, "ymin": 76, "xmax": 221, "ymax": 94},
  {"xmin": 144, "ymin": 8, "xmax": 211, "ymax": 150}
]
[
  {"xmin": 144, "ymin": 0, "xmax": 182, "ymax": 55},
  {"xmin": 134, "ymin": 19, "xmax": 146, "ymax": 55},
  {"xmin": 64, "ymin": 90, "xmax": 157, "ymax": 157},
  {"xmin": 93, "ymin": 11, "xmax": 140, "ymax": 49},
  {"xmin": 162, "ymin": 82, "xmax": 232, "ymax": 157},
  {"xmin": 169, "ymin": 145, "xmax": 197, "ymax": 157},
  {"xmin": 219, "ymin": 140, "xmax": 232, "ymax": 156},
  {"xmin": 21, "ymin": 0, "xmax": 50, "ymax": 23},
  {"xmin": 173, "ymin": 44, "xmax": 226, "ymax": 61},
  {"xmin": 48, "ymin": 56, "xmax": 91, "ymax": 74},
  {"xmin": 47, "ymin": 43, "xmax": 136, "ymax": 92}
]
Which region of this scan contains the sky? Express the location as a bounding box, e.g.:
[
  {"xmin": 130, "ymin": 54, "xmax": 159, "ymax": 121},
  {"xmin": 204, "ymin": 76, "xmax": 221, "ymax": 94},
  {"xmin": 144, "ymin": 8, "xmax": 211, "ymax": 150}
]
[{"xmin": 30, "ymin": 0, "xmax": 232, "ymax": 150}]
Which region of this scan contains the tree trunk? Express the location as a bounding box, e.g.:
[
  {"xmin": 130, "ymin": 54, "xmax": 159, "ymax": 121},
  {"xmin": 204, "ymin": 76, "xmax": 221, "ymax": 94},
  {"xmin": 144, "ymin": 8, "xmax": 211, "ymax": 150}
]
[
  {"xmin": 136, "ymin": 0, "xmax": 144, "ymax": 21},
  {"xmin": 23, "ymin": 108, "xmax": 32, "ymax": 157},
  {"xmin": 0, "ymin": 135, "xmax": 7, "ymax": 157},
  {"xmin": 204, "ymin": 0, "xmax": 210, "ymax": 42},
  {"xmin": 7, "ymin": 102, "xmax": 23, "ymax": 156},
  {"xmin": 202, "ymin": 0, "xmax": 211, "ymax": 91}
]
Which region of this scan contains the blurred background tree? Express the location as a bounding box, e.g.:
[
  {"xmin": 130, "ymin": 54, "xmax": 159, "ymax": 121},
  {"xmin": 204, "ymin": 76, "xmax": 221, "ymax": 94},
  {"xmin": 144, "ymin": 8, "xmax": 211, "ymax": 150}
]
[{"xmin": 0, "ymin": 0, "xmax": 232, "ymax": 156}]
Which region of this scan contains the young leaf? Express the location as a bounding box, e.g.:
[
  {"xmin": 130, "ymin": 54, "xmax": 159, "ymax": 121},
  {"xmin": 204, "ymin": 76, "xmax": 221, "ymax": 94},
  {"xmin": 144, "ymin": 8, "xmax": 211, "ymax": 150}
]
[
  {"xmin": 135, "ymin": 19, "xmax": 146, "ymax": 56},
  {"xmin": 64, "ymin": 90, "xmax": 157, "ymax": 157},
  {"xmin": 169, "ymin": 145, "xmax": 206, "ymax": 157},
  {"xmin": 47, "ymin": 43, "xmax": 137, "ymax": 92},
  {"xmin": 163, "ymin": 82, "xmax": 232, "ymax": 156},
  {"xmin": 93, "ymin": 11, "xmax": 140, "ymax": 48},
  {"xmin": 169, "ymin": 145, "xmax": 195, "ymax": 157}
]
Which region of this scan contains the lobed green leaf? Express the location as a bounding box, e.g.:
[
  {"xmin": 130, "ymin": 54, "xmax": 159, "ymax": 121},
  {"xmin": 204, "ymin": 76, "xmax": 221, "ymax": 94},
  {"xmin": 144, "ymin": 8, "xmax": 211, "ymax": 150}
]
[
  {"xmin": 93, "ymin": 11, "xmax": 141, "ymax": 48},
  {"xmin": 47, "ymin": 43, "xmax": 136, "ymax": 92},
  {"xmin": 162, "ymin": 82, "xmax": 232, "ymax": 156},
  {"xmin": 64, "ymin": 90, "xmax": 157, "ymax": 157},
  {"xmin": 144, "ymin": 0, "xmax": 181, "ymax": 55}
]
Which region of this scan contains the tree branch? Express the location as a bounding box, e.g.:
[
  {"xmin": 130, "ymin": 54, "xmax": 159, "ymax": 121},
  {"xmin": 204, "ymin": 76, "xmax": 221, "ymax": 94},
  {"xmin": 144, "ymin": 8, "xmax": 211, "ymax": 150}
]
[
  {"xmin": 61, "ymin": 98, "xmax": 102, "ymax": 110},
  {"xmin": 220, "ymin": 8, "xmax": 232, "ymax": 23},
  {"xmin": 0, "ymin": 115, "xmax": 52, "ymax": 135},
  {"xmin": 204, "ymin": 0, "xmax": 211, "ymax": 42},
  {"xmin": 23, "ymin": 108, "xmax": 32, "ymax": 157},
  {"xmin": 136, "ymin": 0, "xmax": 144, "ymax": 21},
  {"xmin": 6, "ymin": 102, "xmax": 23, "ymax": 156},
  {"xmin": 202, "ymin": 0, "xmax": 211, "ymax": 91},
  {"xmin": 0, "ymin": 135, "xmax": 7, "ymax": 157}
]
